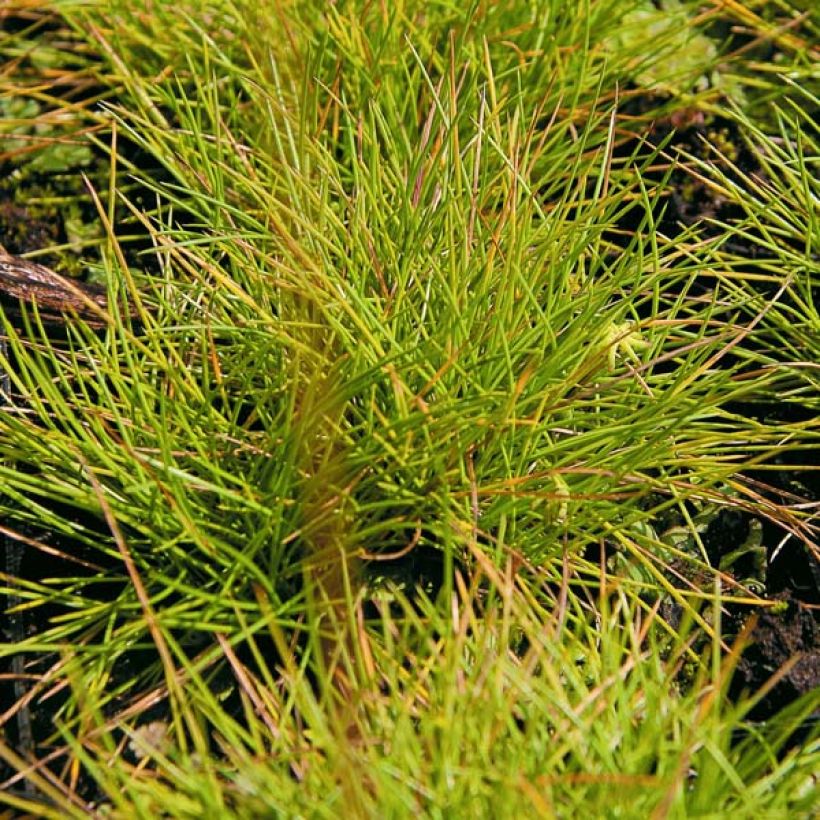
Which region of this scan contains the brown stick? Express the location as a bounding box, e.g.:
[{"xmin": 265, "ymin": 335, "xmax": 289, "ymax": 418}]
[{"xmin": 0, "ymin": 248, "xmax": 118, "ymax": 327}]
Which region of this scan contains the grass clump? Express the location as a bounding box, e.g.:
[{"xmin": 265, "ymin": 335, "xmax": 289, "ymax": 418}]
[{"xmin": 1, "ymin": 0, "xmax": 818, "ymax": 815}]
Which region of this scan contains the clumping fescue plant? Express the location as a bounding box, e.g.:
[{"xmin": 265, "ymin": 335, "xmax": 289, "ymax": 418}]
[{"xmin": 0, "ymin": 1, "xmax": 817, "ymax": 816}]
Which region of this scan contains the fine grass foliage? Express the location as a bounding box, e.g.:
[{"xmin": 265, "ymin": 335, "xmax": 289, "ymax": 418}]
[{"xmin": 0, "ymin": 0, "xmax": 818, "ymax": 815}]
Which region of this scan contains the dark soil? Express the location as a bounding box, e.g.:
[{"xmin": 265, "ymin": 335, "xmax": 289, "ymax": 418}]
[
  {"xmin": 612, "ymin": 102, "xmax": 820, "ymax": 739},
  {"xmin": 731, "ymin": 592, "xmax": 819, "ymax": 718}
]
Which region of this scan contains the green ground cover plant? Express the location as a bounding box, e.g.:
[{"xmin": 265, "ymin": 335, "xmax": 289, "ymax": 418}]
[{"xmin": 0, "ymin": 1, "xmax": 818, "ymax": 816}]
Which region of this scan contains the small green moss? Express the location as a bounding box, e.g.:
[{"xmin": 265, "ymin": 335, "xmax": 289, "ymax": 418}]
[{"xmin": 706, "ymin": 127, "xmax": 740, "ymax": 163}]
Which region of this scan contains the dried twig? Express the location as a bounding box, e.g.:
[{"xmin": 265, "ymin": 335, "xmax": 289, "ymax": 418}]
[{"xmin": 0, "ymin": 247, "xmax": 114, "ymax": 327}]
